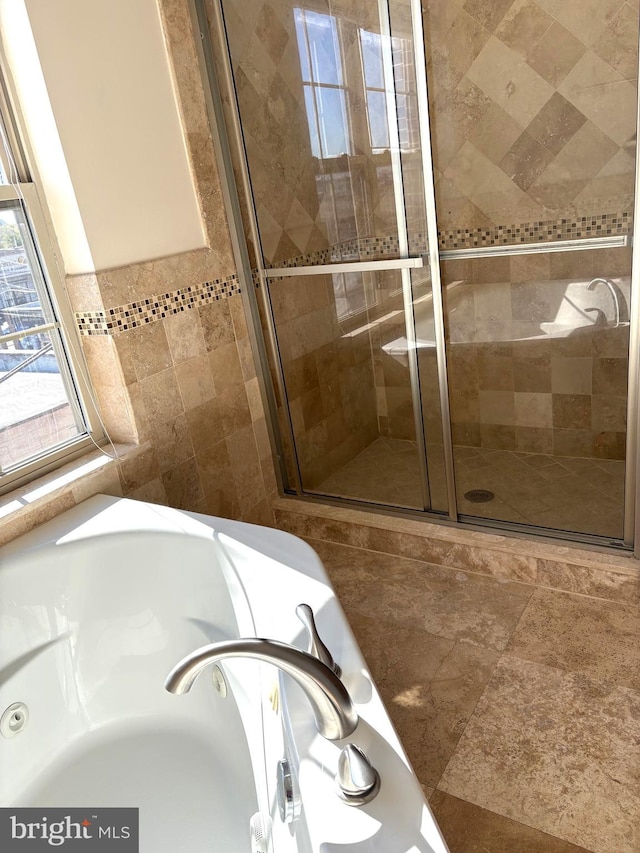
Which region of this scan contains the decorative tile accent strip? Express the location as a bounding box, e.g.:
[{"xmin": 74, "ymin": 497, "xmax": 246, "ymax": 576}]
[
  {"xmin": 268, "ymin": 235, "xmax": 428, "ymax": 270},
  {"xmin": 75, "ymin": 312, "xmax": 110, "ymax": 336},
  {"xmin": 437, "ymin": 211, "xmax": 633, "ymax": 251},
  {"xmin": 76, "ymin": 210, "xmax": 631, "ymax": 335},
  {"xmin": 75, "ymin": 273, "xmax": 241, "ymax": 336},
  {"xmin": 266, "ymin": 211, "xmax": 632, "ymax": 269}
]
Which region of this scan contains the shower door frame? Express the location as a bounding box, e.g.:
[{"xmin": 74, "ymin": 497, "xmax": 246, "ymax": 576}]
[{"xmin": 189, "ymin": 0, "xmax": 640, "ymax": 555}]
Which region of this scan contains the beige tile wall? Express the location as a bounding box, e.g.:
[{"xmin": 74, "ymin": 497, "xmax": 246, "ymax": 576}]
[
  {"xmin": 60, "ymin": 0, "xmax": 278, "ymax": 525},
  {"xmin": 0, "ymin": 444, "xmax": 155, "ymax": 548},
  {"xmin": 441, "ymin": 247, "xmax": 631, "ymax": 458},
  {"xmin": 425, "ymin": 0, "xmax": 638, "ymax": 232},
  {"xmin": 219, "ymin": 0, "xmax": 333, "ymax": 265},
  {"xmin": 374, "ymin": 245, "xmax": 631, "ymax": 460},
  {"xmin": 218, "ymin": 0, "xmax": 419, "ymax": 265},
  {"xmin": 270, "ymin": 272, "xmax": 381, "ymax": 488}
]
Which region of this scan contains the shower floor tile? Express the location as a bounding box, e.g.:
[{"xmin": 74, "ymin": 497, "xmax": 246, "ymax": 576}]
[
  {"xmin": 315, "ymin": 438, "xmax": 624, "ymax": 540},
  {"xmin": 310, "ymin": 538, "xmax": 640, "ymax": 853}
]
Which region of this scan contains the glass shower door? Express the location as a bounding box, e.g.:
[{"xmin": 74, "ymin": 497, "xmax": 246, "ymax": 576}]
[
  {"xmin": 204, "ymin": 0, "xmax": 638, "ymax": 544},
  {"xmin": 215, "ymin": 0, "xmax": 447, "ymax": 511},
  {"xmin": 424, "ymin": 0, "xmax": 638, "ymax": 541}
]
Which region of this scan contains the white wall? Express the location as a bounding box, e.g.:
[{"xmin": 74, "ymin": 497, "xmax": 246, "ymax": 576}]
[{"xmin": 0, "ymin": 0, "xmax": 205, "ymax": 275}]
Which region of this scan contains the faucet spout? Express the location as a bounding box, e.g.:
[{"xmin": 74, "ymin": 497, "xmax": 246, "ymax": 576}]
[
  {"xmin": 586, "ymin": 277, "xmax": 628, "ymax": 326},
  {"xmin": 164, "ymin": 637, "xmax": 358, "ymax": 741}
]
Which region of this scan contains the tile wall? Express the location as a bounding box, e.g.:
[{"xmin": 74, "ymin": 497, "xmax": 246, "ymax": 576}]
[
  {"xmin": 268, "ymin": 273, "xmax": 380, "ymax": 488},
  {"xmin": 215, "ymin": 0, "xmax": 638, "ymax": 477},
  {"xmin": 62, "ymin": 0, "xmax": 278, "ymax": 525},
  {"xmin": 425, "ymin": 0, "xmax": 638, "ymax": 239},
  {"xmin": 442, "ymin": 246, "xmax": 631, "ymax": 458},
  {"xmin": 379, "ymin": 246, "xmax": 631, "ymax": 459}
]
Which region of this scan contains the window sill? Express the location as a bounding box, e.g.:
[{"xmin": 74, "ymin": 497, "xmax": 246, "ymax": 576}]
[{"xmin": 0, "ymin": 443, "xmax": 157, "ymax": 548}]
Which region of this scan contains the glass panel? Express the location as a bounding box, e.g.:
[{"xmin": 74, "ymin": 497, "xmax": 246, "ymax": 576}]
[
  {"xmin": 442, "ymin": 247, "xmax": 631, "ymax": 539},
  {"xmin": 0, "ymin": 331, "xmax": 84, "ymax": 471},
  {"xmin": 221, "ymin": 0, "xmax": 410, "ymax": 265},
  {"xmin": 365, "ymin": 90, "xmax": 390, "ymax": 152},
  {"xmin": 360, "ymin": 29, "xmax": 384, "ymax": 90},
  {"xmin": 293, "ymin": 8, "xmax": 311, "ymax": 83},
  {"xmin": 411, "ymin": 267, "xmax": 447, "ymax": 513},
  {"xmin": 0, "ymin": 204, "xmax": 54, "ymax": 327},
  {"xmin": 269, "ymin": 268, "xmax": 426, "ymax": 509},
  {"xmin": 387, "ymin": 2, "xmax": 424, "ymax": 249},
  {"xmin": 315, "ymin": 86, "xmax": 351, "ymax": 158},
  {"xmin": 333, "ymin": 270, "xmax": 377, "ymax": 321},
  {"xmin": 302, "ymin": 86, "xmax": 322, "ymax": 160},
  {"xmin": 424, "ymin": 3, "xmax": 639, "ymax": 250},
  {"xmin": 296, "ymin": 8, "xmax": 342, "ymax": 86}
]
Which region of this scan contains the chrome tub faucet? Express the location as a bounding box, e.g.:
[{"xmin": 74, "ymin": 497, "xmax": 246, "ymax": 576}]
[{"xmin": 164, "ymin": 636, "xmax": 358, "ymax": 741}]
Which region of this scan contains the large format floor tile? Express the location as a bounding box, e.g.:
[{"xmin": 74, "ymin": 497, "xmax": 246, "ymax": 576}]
[
  {"xmin": 505, "ymin": 587, "xmax": 640, "ymax": 691},
  {"xmin": 308, "ymin": 537, "xmax": 640, "ymax": 853},
  {"xmin": 348, "ymin": 612, "xmax": 500, "ymax": 788},
  {"xmin": 430, "ymin": 792, "xmax": 592, "ymax": 853},
  {"xmin": 312, "ymin": 539, "xmax": 534, "ymax": 651},
  {"xmin": 438, "ymin": 656, "xmax": 640, "ymax": 852}
]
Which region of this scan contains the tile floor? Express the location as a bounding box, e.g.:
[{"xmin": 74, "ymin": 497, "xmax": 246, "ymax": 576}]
[
  {"xmin": 316, "ymin": 438, "xmax": 624, "ymax": 540},
  {"xmin": 309, "ymin": 537, "xmax": 640, "ymax": 853}
]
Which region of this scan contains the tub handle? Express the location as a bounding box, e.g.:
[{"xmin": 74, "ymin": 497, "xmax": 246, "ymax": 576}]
[
  {"xmin": 336, "ymin": 743, "xmax": 380, "ymax": 805},
  {"xmin": 296, "ymin": 603, "xmax": 341, "ymax": 677}
]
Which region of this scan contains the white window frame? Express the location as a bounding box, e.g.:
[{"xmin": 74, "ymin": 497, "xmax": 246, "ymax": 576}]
[
  {"xmin": 359, "ymin": 27, "xmax": 420, "ymax": 155},
  {"xmin": 294, "ymin": 8, "xmax": 353, "ymax": 160},
  {"xmin": 0, "ymin": 75, "xmax": 104, "ymax": 495}
]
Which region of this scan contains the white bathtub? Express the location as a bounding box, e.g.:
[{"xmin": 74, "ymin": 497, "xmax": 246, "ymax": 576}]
[
  {"xmin": 0, "ymin": 495, "xmax": 449, "ymax": 853},
  {"xmin": 382, "ymin": 276, "xmax": 631, "ymax": 365}
]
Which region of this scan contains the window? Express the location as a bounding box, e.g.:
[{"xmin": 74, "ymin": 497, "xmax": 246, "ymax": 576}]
[
  {"xmin": 294, "ymin": 9, "xmax": 352, "ymax": 159},
  {"xmin": 0, "ymin": 77, "xmax": 100, "ymax": 493},
  {"xmin": 359, "ymin": 28, "xmax": 419, "ymax": 154}
]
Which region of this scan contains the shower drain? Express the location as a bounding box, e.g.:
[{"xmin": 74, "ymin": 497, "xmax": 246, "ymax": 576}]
[{"xmin": 464, "ymin": 489, "xmax": 495, "ymax": 503}]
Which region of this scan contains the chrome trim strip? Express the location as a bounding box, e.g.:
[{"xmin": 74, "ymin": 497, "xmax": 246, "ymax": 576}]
[
  {"xmin": 625, "ymin": 40, "xmax": 640, "ymax": 551},
  {"xmin": 401, "ymin": 264, "xmax": 432, "ymax": 510},
  {"xmin": 377, "ymin": 0, "xmax": 409, "ymax": 262},
  {"xmin": 440, "ymin": 234, "xmax": 629, "ymax": 261},
  {"xmin": 189, "ymin": 0, "xmax": 299, "ymax": 494},
  {"xmin": 265, "ymin": 257, "xmax": 424, "ymax": 277},
  {"xmin": 379, "ymin": 0, "xmax": 431, "ymax": 511},
  {"xmin": 411, "ymin": 0, "xmax": 458, "ymax": 521}
]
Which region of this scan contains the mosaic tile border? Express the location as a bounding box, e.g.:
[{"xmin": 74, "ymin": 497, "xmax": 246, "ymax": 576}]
[
  {"xmin": 438, "ymin": 211, "xmax": 632, "ymax": 251},
  {"xmin": 75, "ymin": 210, "xmax": 632, "ymax": 337},
  {"xmin": 75, "ymin": 313, "xmax": 110, "ymax": 336},
  {"xmin": 267, "ymin": 210, "xmax": 632, "ymax": 268},
  {"xmin": 75, "ymin": 273, "xmax": 240, "ymax": 336}
]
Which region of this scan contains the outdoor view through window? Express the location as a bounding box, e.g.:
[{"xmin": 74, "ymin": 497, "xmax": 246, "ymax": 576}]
[{"xmin": 0, "ymin": 202, "xmax": 84, "ymax": 479}]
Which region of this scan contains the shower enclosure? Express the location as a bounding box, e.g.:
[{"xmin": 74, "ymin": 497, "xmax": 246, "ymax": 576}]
[{"xmin": 195, "ymin": 0, "xmax": 640, "ymax": 549}]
